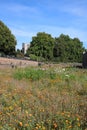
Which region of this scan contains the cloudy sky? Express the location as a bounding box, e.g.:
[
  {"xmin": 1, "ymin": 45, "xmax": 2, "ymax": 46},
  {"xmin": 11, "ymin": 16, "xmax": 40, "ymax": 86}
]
[{"xmin": 0, "ymin": 0, "xmax": 87, "ymax": 49}]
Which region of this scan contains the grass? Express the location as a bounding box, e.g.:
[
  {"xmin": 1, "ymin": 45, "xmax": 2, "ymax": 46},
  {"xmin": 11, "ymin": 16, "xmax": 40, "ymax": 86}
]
[{"xmin": 0, "ymin": 65, "xmax": 87, "ymax": 130}]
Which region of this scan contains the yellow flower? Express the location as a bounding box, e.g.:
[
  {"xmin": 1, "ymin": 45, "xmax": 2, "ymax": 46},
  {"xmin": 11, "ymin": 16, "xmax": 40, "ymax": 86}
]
[
  {"xmin": 38, "ymin": 125, "xmax": 41, "ymax": 128},
  {"xmin": 29, "ymin": 113, "xmax": 32, "ymax": 117},
  {"xmin": 77, "ymin": 118, "xmax": 80, "ymax": 121},
  {"xmin": 77, "ymin": 123, "xmax": 80, "ymax": 127},
  {"xmin": 42, "ymin": 109, "xmax": 44, "ymax": 112},
  {"xmin": 25, "ymin": 124, "xmax": 29, "ymax": 127},
  {"xmin": 66, "ymin": 120, "xmax": 69, "ymax": 123},
  {"xmin": 9, "ymin": 106, "xmax": 13, "ymax": 111},
  {"xmin": 61, "ymin": 112, "xmax": 64, "ymax": 115},
  {"xmin": 35, "ymin": 126, "xmax": 38, "ymax": 129},
  {"xmin": 42, "ymin": 126, "xmax": 46, "ymax": 130},
  {"xmin": 25, "ymin": 110, "xmax": 28, "ymax": 115},
  {"xmin": 68, "ymin": 125, "xmax": 72, "ymax": 128},
  {"xmin": 67, "ymin": 114, "xmax": 70, "ymax": 117}
]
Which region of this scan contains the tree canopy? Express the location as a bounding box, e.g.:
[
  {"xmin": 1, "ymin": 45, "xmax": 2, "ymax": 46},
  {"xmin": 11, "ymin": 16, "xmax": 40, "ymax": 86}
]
[
  {"xmin": 27, "ymin": 32, "xmax": 55, "ymax": 60},
  {"xmin": 0, "ymin": 20, "xmax": 17, "ymax": 56},
  {"xmin": 27, "ymin": 33, "xmax": 85, "ymax": 62},
  {"xmin": 0, "ymin": 20, "xmax": 85, "ymax": 62},
  {"xmin": 54, "ymin": 34, "xmax": 85, "ymax": 62}
]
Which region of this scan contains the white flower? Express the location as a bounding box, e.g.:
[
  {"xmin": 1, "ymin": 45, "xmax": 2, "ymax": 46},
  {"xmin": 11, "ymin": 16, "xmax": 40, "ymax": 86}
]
[{"xmin": 65, "ymin": 74, "xmax": 69, "ymax": 77}]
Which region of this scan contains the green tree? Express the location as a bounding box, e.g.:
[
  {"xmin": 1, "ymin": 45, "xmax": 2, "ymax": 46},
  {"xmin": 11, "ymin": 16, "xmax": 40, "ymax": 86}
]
[
  {"xmin": 53, "ymin": 34, "xmax": 84, "ymax": 62},
  {"xmin": 27, "ymin": 32, "xmax": 55, "ymax": 61},
  {"xmin": 0, "ymin": 20, "xmax": 17, "ymax": 56},
  {"xmin": 16, "ymin": 49, "xmax": 24, "ymax": 58}
]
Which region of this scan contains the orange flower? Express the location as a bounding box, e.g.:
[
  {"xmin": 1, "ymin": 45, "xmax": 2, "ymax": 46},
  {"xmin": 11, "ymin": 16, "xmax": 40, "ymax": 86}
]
[
  {"xmin": 68, "ymin": 125, "xmax": 72, "ymax": 128},
  {"xmin": 53, "ymin": 123, "xmax": 57, "ymax": 128},
  {"xmin": 0, "ymin": 111, "xmax": 2, "ymax": 115},
  {"xmin": 29, "ymin": 114, "xmax": 32, "ymax": 116},
  {"xmin": 19, "ymin": 122, "xmax": 23, "ymax": 127}
]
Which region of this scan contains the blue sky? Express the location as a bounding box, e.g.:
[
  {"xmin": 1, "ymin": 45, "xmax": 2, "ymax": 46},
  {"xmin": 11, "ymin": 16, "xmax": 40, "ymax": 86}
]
[{"xmin": 0, "ymin": 0, "xmax": 87, "ymax": 49}]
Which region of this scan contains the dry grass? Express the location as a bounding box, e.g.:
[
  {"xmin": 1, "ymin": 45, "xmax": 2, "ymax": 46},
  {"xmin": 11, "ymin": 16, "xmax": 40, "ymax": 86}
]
[{"xmin": 0, "ymin": 65, "xmax": 87, "ymax": 130}]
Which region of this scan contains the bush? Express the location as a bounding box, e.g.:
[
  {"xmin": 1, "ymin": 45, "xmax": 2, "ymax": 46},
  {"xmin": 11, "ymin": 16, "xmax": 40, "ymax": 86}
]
[
  {"xmin": 14, "ymin": 67, "xmax": 46, "ymax": 81},
  {"xmin": 29, "ymin": 54, "xmax": 45, "ymax": 62}
]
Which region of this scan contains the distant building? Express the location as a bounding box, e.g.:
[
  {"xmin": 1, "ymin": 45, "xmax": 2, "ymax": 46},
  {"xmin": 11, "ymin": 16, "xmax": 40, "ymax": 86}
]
[
  {"xmin": 22, "ymin": 43, "xmax": 30, "ymax": 54},
  {"xmin": 82, "ymin": 51, "xmax": 87, "ymax": 68}
]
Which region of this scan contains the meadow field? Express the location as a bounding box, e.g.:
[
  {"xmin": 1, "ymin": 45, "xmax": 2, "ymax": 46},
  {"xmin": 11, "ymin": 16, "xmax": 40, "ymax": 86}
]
[{"xmin": 0, "ymin": 63, "xmax": 87, "ymax": 130}]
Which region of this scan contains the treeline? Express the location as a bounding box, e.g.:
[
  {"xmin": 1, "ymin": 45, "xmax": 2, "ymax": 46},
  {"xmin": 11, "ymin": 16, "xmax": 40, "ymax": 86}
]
[
  {"xmin": 26, "ymin": 32, "xmax": 85, "ymax": 62},
  {"xmin": 0, "ymin": 20, "xmax": 85, "ymax": 62},
  {"xmin": 0, "ymin": 20, "xmax": 17, "ymax": 56}
]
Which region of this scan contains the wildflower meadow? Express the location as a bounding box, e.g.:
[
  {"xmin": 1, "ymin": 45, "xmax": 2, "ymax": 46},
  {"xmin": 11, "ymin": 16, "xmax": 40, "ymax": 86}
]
[{"xmin": 0, "ymin": 64, "xmax": 87, "ymax": 130}]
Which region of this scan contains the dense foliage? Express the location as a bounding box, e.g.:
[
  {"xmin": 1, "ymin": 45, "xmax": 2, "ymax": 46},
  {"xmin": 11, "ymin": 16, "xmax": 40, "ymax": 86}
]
[
  {"xmin": 27, "ymin": 33, "xmax": 85, "ymax": 62},
  {"xmin": 0, "ymin": 20, "xmax": 17, "ymax": 56},
  {"xmin": 16, "ymin": 49, "xmax": 24, "ymax": 58},
  {"xmin": 27, "ymin": 32, "xmax": 55, "ymax": 61},
  {"xmin": 54, "ymin": 34, "xmax": 85, "ymax": 62}
]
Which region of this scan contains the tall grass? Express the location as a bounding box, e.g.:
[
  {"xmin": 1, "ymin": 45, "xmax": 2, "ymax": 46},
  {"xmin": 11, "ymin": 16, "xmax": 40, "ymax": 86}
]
[
  {"xmin": 0, "ymin": 66, "xmax": 87, "ymax": 130},
  {"xmin": 13, "ymin": 67, "xmax": 57, "ymax": 81}
]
